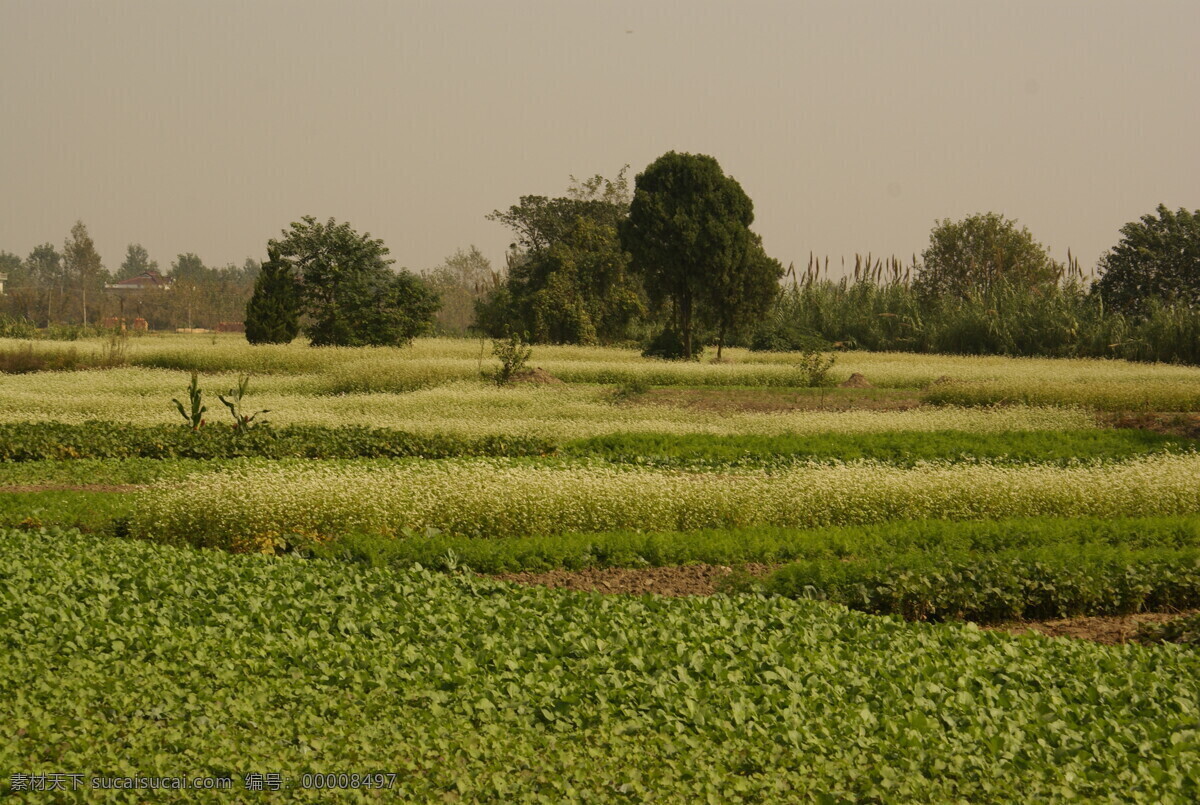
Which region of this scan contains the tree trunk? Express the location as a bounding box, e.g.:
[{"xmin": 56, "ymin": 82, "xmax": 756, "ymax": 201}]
[{"xmin": 680, "ymin": 294, "xmax": 693, "ymax": 359}]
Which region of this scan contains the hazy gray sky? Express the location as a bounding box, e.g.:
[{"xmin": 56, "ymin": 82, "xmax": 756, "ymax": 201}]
[{"xmin": 2, "ymin": 1, "xmax": 1197, "ymax": 277}]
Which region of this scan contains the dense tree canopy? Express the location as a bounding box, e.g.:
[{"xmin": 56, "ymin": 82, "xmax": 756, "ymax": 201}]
[
  {"xmin": 620, "ymin": 151, "xmax": 776, "ymax": 359},
  {"xmin": 1094, "ymin": 204, "xmax": 1200, "ymax": 312},
  {"xmin": 268, "ymin": 216, "xmax": 439, "ymax": 347},
  {"xmin": 914, "ymin": 213, "xmax": 1061, "ymax": 300},
  {"xmin": 479, "ymin": 168, "xmax": 645, "ymax": 344},
  {"xmin": 245, "ymin": 247, "xmax": 300, "ymax": 345},
  {"xmin": 117, "ymin": 244, "xmax": 158, "ymax": 281}
]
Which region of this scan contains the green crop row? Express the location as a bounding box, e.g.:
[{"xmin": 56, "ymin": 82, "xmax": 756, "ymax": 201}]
[
  {"xmin": 923, "ymin": 379, "xmax": 1200, "ymax": 412},
  {"xmin": 756, "ymin": 546, "xmax": 1200, "ymax": 624},
  {"xmin": 311, "ymin": 516, "xmax": 1200, "ymax": 574},
  {"xmin": 0, "ymin": 422, "xmax": 553, "ymax": 462},
  {"xmin": 0, "ymin": 492, "xmax": 132, "ymax": 533},
  {"xmin": 3, "ymin": 528, "xmax": 1198, "ymax": 802},
  {"xmin": 562, "ymin": 429, "xmax": 1192, "ymax": 468},
  {"xmin": 0, "ymin": 457, "xmax": 229, "ymax": 487},
  {"xmin": 1, "ymin": 421, "xmax": 1190, "ymax": 465}
]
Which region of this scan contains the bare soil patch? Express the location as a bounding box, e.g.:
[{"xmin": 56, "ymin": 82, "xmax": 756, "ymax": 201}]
[
  {"xmin": 987, "ymin": 610, "xmax": 1198, "ymax": 646},
  {"xmin": 1104, "ymin": 411, "xmax": 1200, "ymax": 439},
  {"xmin": 640, "ymin": 387, "xmax": 923, "ymax": 413},
  {"xmin": 0, "ymin": 484, "xmax": 143, "ymax": 493},
  {"xmin": 491, "ymin": 563, "xmax": 775, "ymax": 597}
]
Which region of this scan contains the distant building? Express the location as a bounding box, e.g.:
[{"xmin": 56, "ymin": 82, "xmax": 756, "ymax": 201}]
[
  {"xmin": 0, "ymin": 273, "xmax": 7, "ymax": 295},
  {"xmin": 105, "ymin": 270, "xmax": 173, "ymax": 291}
]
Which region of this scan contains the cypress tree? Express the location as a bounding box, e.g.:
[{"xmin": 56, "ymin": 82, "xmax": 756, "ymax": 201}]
[{"xmin": 244, "ymin": 247, "xmax": 300, "ymax": 344}]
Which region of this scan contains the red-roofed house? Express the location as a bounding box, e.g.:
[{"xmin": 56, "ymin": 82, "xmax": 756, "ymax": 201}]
[{"xmin": 105, "ymin": 270, "xmax": 173, "ymax": 291}]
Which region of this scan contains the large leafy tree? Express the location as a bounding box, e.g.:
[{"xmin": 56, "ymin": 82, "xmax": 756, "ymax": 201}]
[
  {"xmin": 481, "ymin": 167, "xmax": 645, "ymax": 344},
  {"xmin": 487, "ymin": 168, "xmax": 631, "ymax": 254},
  {"xmin": 1094, "ymin": 204, "xmax": 1200, "ymax": 312},
  {"xmin": 244, "ymin": 247, "xmax": 300, "ymax": 344},
  {"xmin": 502, "ymin": 217, "xmax": 645, "ymax": 344},
  {"xmin": 914, "ymin": 212, "xmax": 1061, "ymax": 300},
  {"xmin": 269, "ymin": 216, "xmax": 439, "ymax": 347},
  {"xmin": 620, "ymin": 151, "xmax": 774, "ymax": 359},
  {"xmin": 706, "ymin": 234, "xmax": 784, "ymax": 357}
]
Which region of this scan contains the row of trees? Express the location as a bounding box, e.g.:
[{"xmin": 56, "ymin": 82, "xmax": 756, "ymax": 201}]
[
  {"xmin": 6, "ymin": 151, "xmax": 1196, "ymax": 359},
  {"xmin": 909, "ymin": 205, "xmax": 1200, "ymax": 314},
  {"xmin": 247, "ymin": 152, "xmax": 785, "ymax": 353},
  {"xmin": 0, "ymin": 222, "xmax": 261, "ymax": 330},
  {"xmin": 474, "ymin": 152, "xmax": 785, "ymax": 359},
  {"xmin": 468, "ymin": 162, "xmax": 1200, "ymax": 361}
]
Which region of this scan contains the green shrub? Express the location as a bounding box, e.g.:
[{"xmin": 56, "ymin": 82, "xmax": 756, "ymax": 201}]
[
  {"xmin": 1138, "ymin": 613, "xmax": 1200, "ymax": 646},
  {"xmin": 641, "ymin": 327, "xmax": 702, "ymax": 360},
  {"xmin": 489, "ymin": 331, "xmax": 533, "ymax": 385}
]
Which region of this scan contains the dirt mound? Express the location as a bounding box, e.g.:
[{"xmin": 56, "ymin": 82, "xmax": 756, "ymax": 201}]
[
  {"xmin": 510, "ymin": 367, "xmax": 564, "ymax": 385},
  {"xmin": 0, "ymin": 484, "xmax": 143, "ymax": 493},
  {"xmin": 491, "ymin": 563, "xmax": 774, "ymax": 597},
  {"xmin": 838, "ymin": 372, "xmax": 873, "ymax": 388}
]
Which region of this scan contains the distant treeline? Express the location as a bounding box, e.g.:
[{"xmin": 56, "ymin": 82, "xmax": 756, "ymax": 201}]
[
  {"xmin": 4, "ymin": 183, "xmax": 1197, "ymax": 366},
  {"xmin": 0, "ymin": 223, "xmax": 260, "ymax": 331}
]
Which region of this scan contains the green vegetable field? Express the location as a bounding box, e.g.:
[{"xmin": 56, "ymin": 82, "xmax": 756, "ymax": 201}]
[{"xmin": 2, "ymin": 334, "xmax": 1199, "ymax": 802}]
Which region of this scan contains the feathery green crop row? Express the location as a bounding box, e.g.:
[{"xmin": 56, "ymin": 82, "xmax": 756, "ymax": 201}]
[
  {"xmin": 0, "ymin": 421, "xmax": 1187, "ymax": 465},
  {"xmin": 314, "ymin": 516, "xmax": 1200, "ymax": 574}
]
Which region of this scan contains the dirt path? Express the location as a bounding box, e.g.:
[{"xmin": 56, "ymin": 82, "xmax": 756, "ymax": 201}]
[
  {"xmin": 987, "ymin": 610, "xmax": 1197, "ymax": 645},
  {"xmin": 0, "ymin": 484, "xmax": 144, "ymax": 493},
  {"xmin": 491, "ymin": 563, "xmax": 774, "ymax": 597},
  {"xmin": 639, "ymin": 387, "xmax": 923, "ymax": 413}
]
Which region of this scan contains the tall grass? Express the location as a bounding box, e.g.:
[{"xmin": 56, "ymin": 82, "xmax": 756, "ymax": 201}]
[{"xmin": 759, "ymin": 256, "xmax": 1200, "ymax": 365}]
